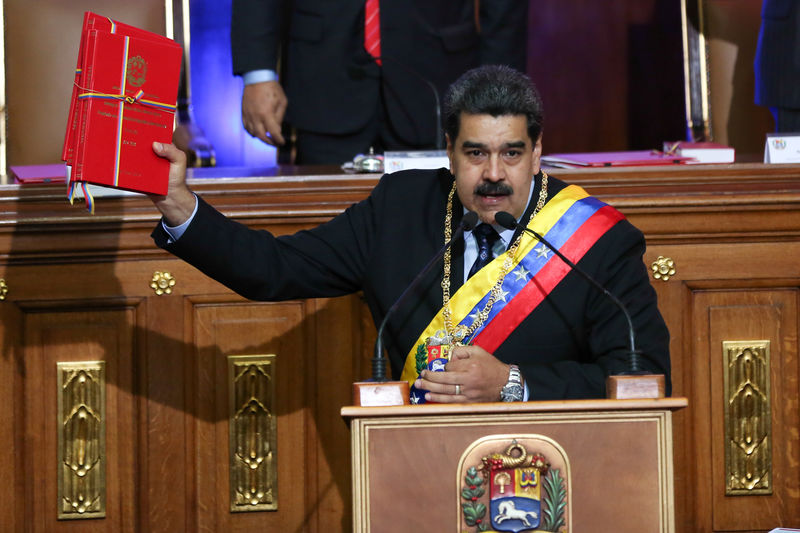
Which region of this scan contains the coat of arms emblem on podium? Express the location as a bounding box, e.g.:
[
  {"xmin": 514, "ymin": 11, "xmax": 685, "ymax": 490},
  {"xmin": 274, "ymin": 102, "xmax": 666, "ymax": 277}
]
[{"xmin": 457, "ymin": 436, "xmax": 571, "ymax": 532}]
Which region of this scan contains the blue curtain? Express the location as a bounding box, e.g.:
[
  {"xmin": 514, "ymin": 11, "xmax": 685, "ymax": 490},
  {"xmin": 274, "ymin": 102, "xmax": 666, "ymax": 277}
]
[{"xmin": 189, "ymin": 0, "xmax": 277, "ymax": 168}]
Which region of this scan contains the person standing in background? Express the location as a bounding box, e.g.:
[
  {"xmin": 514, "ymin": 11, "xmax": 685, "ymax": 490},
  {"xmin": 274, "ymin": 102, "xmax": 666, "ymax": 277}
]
[
  {"xmin": 231, "ymin": 0, "xmax": 528, "ymax": 164},
  {"xmin": 755, "ymin": 0, "xmax": 800, "ymax": 132}
]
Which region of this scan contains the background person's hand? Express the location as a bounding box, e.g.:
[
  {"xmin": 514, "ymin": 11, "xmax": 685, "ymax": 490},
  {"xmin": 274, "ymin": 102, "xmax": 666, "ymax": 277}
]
[{"xmin": 242, "ymin": 81, "xmax": 287, "ymax": 146}]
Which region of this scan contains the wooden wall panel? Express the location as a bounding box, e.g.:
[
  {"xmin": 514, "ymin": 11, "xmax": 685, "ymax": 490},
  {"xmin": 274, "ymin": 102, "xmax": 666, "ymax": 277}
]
[
  {"xmin": 642, "ymin": 237, "xmax": 800, "ymax": 532},
  {"xmin": 22, "ymin": 306, "xmax": 139, "ymax": 532},
  {"xmin": 698, "ymin": 291, "xmax": 799, "ymax": 531},
  {"xmin": 0, "ymin": 288, "xmax": 23, "ymax": 533},
  {"xmin": 306, "ymin": 295, "xmax": 373, "ymax": 533},
  {"xmin": 139, "ymin": 271, "xmax": 188, "ymax": 533},
  {"xmin": 190, "ymin": 298, "xmax": 310, "ymax": 532}
]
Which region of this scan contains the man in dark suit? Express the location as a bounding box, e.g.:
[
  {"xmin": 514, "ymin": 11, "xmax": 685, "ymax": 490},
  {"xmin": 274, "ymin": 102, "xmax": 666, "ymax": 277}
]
[
  {"xmin": 149, "ymin": 65, "xmax": 670, "ymax": 402},
  {"xmin": 755, "ymin": 0, "xmax": 800, "ymax": 132},
  {"xmin": 231, "ymin": 0, "xmax": 528, "ymax": 164}
]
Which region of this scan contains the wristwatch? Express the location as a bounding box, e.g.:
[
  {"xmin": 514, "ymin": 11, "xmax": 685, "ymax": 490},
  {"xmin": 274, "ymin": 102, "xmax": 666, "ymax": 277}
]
[{"xmin": 500, "ymin": 364, "xmax": 524, "ymax": 402}]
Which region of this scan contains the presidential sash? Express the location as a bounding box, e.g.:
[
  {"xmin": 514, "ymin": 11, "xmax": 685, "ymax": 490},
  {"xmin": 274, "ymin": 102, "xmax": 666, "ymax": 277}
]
[{"xmin": 400, "ymin": 184, "xmax": 625, "ymax": 395}]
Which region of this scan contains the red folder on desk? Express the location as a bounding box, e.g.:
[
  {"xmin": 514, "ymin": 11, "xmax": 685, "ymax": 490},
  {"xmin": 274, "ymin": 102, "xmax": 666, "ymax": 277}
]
[{"xmin": 542, "ymin": 151, "xmax": 693, "ymax": 168}]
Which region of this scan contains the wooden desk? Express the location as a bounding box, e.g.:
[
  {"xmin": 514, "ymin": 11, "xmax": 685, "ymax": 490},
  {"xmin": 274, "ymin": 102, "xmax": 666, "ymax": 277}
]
[{"xmin": 343, "ymin": 399, "xmax": 688, "ymax": 532}]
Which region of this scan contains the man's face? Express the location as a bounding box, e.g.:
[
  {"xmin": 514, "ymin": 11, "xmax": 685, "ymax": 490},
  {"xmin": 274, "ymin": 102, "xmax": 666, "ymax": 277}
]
[{"xmin": 447, "ymin": 113, "xmax": 542, "ymax": 225}]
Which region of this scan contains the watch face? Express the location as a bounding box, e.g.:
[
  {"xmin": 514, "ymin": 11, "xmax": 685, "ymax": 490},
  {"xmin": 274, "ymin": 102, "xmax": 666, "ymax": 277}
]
[{"xmin": 501, "ymin": 383, "xmax": 524, "ymax": 401}]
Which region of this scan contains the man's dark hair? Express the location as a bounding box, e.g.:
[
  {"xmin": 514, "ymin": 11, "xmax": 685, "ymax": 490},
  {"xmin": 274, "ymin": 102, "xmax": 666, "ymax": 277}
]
[{"xmin": 443, "ymin": 65, "xmax": 544, "ymax": 142}]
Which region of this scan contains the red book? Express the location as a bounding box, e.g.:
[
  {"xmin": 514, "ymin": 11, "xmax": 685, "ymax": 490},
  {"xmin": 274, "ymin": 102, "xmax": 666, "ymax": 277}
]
[
  {"xmin": 71, "ymin": 29, "xmax": 182, "ymax": 195},
  {"xmin": 63, "ymin": 12, "xmax": 180, "ymax": 166}
]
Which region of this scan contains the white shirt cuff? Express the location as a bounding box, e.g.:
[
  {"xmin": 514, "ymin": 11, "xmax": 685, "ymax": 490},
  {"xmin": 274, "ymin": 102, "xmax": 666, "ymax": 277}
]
[
  {"xmin": 242, "ymin": 69, "xmax": 279, "ymax": 85},
  {"xmin": 161, "ymin": 194, "xmax": 199, "ymax": 243}
]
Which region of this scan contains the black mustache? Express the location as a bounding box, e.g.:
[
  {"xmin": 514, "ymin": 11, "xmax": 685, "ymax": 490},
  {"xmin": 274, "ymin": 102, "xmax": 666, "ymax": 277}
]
[{"xmin": 475, "ymin": 182, "xmax": 513, "ymax": 196}]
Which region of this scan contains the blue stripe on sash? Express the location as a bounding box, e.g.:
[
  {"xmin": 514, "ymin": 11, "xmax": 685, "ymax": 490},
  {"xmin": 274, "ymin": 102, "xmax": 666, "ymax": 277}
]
[{"xmin": 459, "ymin": 196, "xmax": 606, "ymax": 341}]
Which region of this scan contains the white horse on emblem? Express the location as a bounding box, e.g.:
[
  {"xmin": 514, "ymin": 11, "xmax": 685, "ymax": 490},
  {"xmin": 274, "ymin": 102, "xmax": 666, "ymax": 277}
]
[
  {"xmin": 430, "ymin": 359, "xmax": 446, "ymax": 372},
  {"xmin": 495, "ymin": 500, "xmax": 538, "ymax": 528}
]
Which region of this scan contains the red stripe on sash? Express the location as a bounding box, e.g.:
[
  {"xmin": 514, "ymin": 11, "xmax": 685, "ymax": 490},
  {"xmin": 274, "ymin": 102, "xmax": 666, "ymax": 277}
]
[{"xmin": 474, "ymin": 205, "xmax": 624, "ymax": 353}]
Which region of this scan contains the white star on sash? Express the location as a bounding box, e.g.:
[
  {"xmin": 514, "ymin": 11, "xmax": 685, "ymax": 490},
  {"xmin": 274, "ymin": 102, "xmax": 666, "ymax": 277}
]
[
  {"xmin": 469, "ymin": 311, "xmax": 482, "ymax": 322},
  {"xmin": 497, "ymin": 288, "xmax": 510, "ymax": 302},
  {"xmin": 535, "ymin": 244, "xmax": 550, "ymax": 259},
  {"xmin": 514, "ymin": 266, "xmax": 531, "ymax": 282},
  {"xmin": 410, "ymin": 392, "xmax": 421, "ymax": 404}
]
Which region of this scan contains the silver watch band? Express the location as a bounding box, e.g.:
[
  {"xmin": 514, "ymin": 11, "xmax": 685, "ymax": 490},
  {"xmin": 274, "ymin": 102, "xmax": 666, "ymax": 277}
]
[{"xmin": 501, "ymin": 364, "xmax": 523, "ymax": 402}]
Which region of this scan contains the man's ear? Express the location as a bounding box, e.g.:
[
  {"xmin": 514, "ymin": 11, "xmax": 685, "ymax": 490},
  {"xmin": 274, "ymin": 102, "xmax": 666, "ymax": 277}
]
[
  {"xmin": 531, "ymin": 132, "xmax": 544, "ymax": 174},
  {"xmin": 446, "ymin": 133, "xmax": 456, "ymax": 170},
  {"xmin": 533, "ymin": 132, "xmax": 543, "ymax": 155}
]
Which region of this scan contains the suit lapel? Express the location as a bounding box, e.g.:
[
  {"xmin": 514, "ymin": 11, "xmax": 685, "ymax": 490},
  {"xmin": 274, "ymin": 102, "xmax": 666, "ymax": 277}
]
[{"xmin": 450, "ymin": 191, "xmax": 466, "ymax": 294}]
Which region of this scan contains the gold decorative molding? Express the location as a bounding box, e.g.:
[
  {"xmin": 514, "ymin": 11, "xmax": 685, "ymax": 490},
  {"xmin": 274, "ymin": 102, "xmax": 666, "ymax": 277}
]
[
  {"xmin": 228, "ymin": 355, "xmax": 278, "ymax": 512},
  {"xmin": 651, "ymin": 256, "xmax": 676, "ymax": 282},
  {"xmin": 57, "ymin": 361, "xmax": 106, "ymax": 519},
  {"xmin": 722, "ymin": 341, "xmax": 772, "ymax": 495},
  {"xmin": 0, "ymin": 278, "xmax": 7, "ymax": 300},
  {"xmin": 150, "ymin": 271, "xmax": 176, "ymax": 295}
]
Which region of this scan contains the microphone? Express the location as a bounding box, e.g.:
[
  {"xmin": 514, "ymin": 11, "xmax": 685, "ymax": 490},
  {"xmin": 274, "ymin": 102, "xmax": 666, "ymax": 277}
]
[
  {"xmin": 347, "ymin": 57, "xmax": 444, "ymax": 149},
  {"xmin": 371, "ymin": 211, "xmax": 479, "ymax": 382},
  {"xmin": 493, "ymin": 211, "xmax": 644, "ymax": 374}
]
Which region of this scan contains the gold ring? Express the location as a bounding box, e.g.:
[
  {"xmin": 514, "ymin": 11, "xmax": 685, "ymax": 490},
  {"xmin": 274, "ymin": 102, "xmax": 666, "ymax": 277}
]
[{"xmin": 455, "ymin": 384, "xmax": 462, "ymax": 395}]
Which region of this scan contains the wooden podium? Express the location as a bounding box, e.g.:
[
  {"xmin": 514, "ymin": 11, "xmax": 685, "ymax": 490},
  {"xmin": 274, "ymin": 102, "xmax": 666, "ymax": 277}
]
[{"xmin": 342, "ymin": 398, "xmax": 687, "ymax": 532}]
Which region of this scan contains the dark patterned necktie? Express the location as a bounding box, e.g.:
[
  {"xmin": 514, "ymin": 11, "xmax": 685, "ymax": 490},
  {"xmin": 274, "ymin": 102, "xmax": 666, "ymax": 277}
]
[{"xmin": 468, "ymin": 224, "xmax": 501, "ymax": 279}]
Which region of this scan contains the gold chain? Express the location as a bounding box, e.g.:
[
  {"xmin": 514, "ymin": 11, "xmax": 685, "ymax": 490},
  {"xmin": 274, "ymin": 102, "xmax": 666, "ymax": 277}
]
[{"xmin": 441, "ymin": 172, "xmax": 549, "ymax": 344}]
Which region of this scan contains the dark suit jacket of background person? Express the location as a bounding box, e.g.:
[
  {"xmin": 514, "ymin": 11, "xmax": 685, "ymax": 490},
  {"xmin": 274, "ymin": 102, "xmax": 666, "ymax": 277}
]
[
  {"xmin": 755, "ymin": 0, "xmax": 800, "ymax": 110},
  {"xmin": 231, "ymin": 0, "xmax": 528, "ymax": 147},
  {"xmin": 152, "ymin": 171, "xmax": 671, "ymax": 399}
]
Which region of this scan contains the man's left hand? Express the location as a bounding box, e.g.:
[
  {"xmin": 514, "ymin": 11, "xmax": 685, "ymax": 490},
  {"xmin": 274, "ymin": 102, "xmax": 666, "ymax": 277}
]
[{"xmin": 414, "ymin": 345, "xmax": 512, "ymax": 403}]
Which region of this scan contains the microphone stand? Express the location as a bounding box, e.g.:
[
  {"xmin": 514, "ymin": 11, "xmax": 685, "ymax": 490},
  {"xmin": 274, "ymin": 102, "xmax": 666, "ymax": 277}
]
[{"xmin": 494, "ymin": 211, "xmax": 665, "ymax": 399}]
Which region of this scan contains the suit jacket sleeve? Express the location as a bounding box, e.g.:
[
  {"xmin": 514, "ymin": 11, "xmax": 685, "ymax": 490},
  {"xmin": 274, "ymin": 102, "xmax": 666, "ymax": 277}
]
[
  {"xmin": 151, "ymin": 190, "xmax": 380, "ymax": 301},
  {"xmin": 231, "ymin": 0, "xmax": 285, "ymax": 75},
  {"xmin": 478, "ymin": 0, "xmax": 529, "ymax": 72}
]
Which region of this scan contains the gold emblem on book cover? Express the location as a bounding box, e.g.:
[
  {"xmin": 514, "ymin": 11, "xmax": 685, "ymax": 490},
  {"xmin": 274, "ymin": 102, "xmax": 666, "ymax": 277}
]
[{"xmin": 126, "ymin": 55, "xmax": 147, "ymax": 87}]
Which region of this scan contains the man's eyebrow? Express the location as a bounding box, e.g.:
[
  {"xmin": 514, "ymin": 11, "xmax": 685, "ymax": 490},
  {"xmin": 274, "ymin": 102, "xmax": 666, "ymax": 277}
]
[
  {"xmin": 504, "ymin": 141, "xmax": 527, "ymax": 149},
  {"xmin": 461, "ymin": 141, "xmax": 488, "ymax": 150},
  {"xmin": 460, "ymin": 140, "xmax": 527, "ymax": 150}
]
